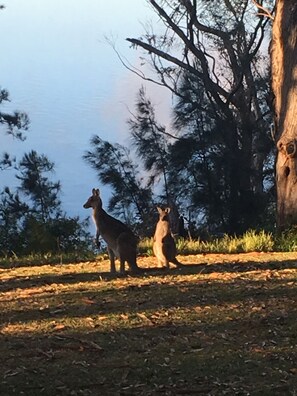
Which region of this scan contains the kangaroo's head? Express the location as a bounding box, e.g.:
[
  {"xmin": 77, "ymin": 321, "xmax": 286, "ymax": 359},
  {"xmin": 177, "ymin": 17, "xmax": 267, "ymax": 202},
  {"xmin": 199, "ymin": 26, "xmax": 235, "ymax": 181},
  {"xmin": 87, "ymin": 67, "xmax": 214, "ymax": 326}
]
[
  {"xmin": 83, "ymin": 188, "xmax": 103, "ymax": 210},
  {"xmin": 157, "ymin": 206, "xmax": 171, "ymax": 221}
]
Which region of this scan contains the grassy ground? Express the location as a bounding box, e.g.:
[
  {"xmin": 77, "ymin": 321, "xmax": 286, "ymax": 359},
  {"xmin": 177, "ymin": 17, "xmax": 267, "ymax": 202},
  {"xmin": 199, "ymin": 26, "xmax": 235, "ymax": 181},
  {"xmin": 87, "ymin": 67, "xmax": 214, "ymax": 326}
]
[{"xmin": 1, "ymin": 252, "xmax": 297, "ymax": 395}]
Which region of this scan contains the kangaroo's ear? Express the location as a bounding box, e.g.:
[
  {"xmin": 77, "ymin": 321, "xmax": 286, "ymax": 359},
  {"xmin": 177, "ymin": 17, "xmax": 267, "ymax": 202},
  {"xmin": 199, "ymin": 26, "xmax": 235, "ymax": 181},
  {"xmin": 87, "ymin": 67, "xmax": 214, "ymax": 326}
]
[
  {"xmin": 92, "ymin": 188, "xmax": 100, "ymax": 196},
  {"xmin": 165, "ymin": 207, "xmax": 171, "ymax": 214},
  {"xmin": 157, "ymin": 206, "xmax": 163, "ymax": 214}
]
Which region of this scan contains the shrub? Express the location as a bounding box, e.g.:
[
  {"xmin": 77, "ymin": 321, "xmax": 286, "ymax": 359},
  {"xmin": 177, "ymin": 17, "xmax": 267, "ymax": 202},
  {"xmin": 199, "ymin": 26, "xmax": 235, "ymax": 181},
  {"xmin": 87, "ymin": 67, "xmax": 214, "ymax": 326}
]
[{"xmin": 275, "ymin": 226, "xmax": 297, "ymax": 252}]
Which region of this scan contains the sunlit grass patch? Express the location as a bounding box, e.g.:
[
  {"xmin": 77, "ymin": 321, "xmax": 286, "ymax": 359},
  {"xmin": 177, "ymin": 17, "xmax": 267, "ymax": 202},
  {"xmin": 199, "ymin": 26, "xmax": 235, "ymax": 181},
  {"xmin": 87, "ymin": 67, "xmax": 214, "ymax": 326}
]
[
  {"xmin": 138, "ymin": 230, "xmax": 275, "ymax": 257},
  {"xmin": 0, "ymin": 253, "xmax": 296, "ymax": 395}
]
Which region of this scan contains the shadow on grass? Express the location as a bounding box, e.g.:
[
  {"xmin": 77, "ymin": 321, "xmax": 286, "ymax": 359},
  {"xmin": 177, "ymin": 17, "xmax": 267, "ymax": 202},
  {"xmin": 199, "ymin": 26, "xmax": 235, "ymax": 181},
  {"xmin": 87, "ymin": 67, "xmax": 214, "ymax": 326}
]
[
  {"xmin": 1, "ymin": 258, "xmax": 296, "ymax": 293},
  {"xmin": 2, "ymin": 274, "xmax": 296, "ymax": 326},
  {"xmin": 1, "ymin": 255, "xmax": 297, "ymax": 395},
  {"xmin": 1, "ymin": 310, "xmax": 296, "ymax": 396}
]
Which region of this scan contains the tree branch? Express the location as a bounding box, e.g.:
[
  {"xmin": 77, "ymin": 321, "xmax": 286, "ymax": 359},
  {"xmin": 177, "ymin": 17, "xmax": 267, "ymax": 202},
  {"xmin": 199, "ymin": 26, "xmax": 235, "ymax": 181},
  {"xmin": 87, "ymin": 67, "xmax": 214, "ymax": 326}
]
[{"xmin": 252, "ymin": 0, "xmax": 275, "ymax": 21}]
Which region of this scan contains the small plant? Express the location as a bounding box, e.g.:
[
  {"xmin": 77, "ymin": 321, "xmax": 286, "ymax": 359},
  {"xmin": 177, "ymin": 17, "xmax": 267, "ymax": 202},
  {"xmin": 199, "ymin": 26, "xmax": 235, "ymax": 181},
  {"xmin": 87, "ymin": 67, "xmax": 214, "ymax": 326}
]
[
  {"xmin": 275, "ymin": 226, "xmax": 297, "ymax": 251},
  {"xmin": 138, "ymin": 237, "xmax": 154, "ymax": 255},
  {"xmin": 241, "ymin": 230, "xmax": 274, "ymax": 252}
]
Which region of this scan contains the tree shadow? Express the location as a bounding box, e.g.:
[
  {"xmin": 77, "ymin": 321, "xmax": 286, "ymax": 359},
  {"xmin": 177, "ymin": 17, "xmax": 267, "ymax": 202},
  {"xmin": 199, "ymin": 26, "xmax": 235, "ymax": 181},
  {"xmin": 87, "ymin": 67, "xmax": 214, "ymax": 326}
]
[
  {"xmin": 1, "ymin": 303, "xmax": 296, "ymax": 396},
  {"xmin": 1, "ymin": 254, "xmax": 296, "ymax": 395},
  {"xmin": 1, "ymin": 258, "xmax": 296, "ymax": 293},
  {"xmin": 2, "ymin": 274, "xmax": 296, "ymax": 326}
]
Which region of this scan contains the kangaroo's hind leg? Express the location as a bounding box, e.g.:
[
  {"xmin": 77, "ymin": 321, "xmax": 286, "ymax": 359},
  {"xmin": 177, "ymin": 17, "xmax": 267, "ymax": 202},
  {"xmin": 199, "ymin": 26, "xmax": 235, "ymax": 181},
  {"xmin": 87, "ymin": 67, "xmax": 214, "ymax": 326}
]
[
  {"xmin": 119, "ymin": 256, "xmax": 126, "ymax": 275},
  {"xmin": 107, "ymin": 247, "xmax": 116, "ymax": 274},
  {"xmin": 128, "ymin": 254, "xmax": 141, "ymax": 273}
]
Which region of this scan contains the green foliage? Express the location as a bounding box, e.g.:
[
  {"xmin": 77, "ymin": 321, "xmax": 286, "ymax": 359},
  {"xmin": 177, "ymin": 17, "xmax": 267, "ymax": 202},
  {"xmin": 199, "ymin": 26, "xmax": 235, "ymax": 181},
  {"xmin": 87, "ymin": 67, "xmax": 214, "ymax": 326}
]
[
  {"xmin": 0, "ymin": 250, "xmax": 97, "ymax": 268},
  {"xmin": 20, "ymin": 216, "xmax": 92, "ymax": 255},
  {"xmin": 16, "ymin": 150, "xmax": 62, "ymax": 222},
  {"xmin": 0, "ymin": 85, "xmax": 29, "ymax": 171},
  {"xmin": 0, "ymin": 151, "xmax": 92, "ymax": 257},
  {"xmin": 138, "ymin": 230, "xmax": 275, "ymax": 255},
  {"xmin": 124, "ymin": 0, "xmax": 275, "ymax": 235},
  {"xmin": 128, "ymin": 87, "xmax": 169, "ymax": 188},
  {"xmin": 241, "ymin": 230, "xmax": 274, "ymax": 252},
  {"xmin": 0, "ymin": 188, "xmax": 29, "ymax": 254},
  {"xmin": 138, "ymin": 237, "xmax": 154, "ymax": 256},
  {"xmin": 275, "ymin": 227, "xmax": 297, "ymax": 252},
  {"xmin": 170, "ymin": 70, "xmax": 275, "ymax": 234},
  {"xmin": 2, "ymin": 227, "xmax": 297, "ymax": 263},
  {"xmin": 0, "ymin": 87, "xmax": 29, "ymax": 142},
  {"xmin": 83, "ymin": 135, "xmax": 155, "ymax": 235}
]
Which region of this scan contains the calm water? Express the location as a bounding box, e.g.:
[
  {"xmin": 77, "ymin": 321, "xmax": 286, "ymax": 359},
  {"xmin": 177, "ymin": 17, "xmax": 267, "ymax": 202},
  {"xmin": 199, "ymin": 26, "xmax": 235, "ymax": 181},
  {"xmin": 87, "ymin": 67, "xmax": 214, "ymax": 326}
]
[{"xmin": 0, "ymin": 1, "xmax": 171, "ymax": 232}]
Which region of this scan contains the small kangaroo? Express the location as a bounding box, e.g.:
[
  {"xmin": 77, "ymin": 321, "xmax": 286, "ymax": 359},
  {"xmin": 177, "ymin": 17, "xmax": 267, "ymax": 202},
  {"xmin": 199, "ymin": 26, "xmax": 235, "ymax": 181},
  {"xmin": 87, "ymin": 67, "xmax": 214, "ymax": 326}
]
[
  {"xmin": 153, "ymin": 206, "xmax": 183, "ymax": 268},
  {"xmin": 83, "ymin": 188, "xmax": 141, "ymax": 274}
]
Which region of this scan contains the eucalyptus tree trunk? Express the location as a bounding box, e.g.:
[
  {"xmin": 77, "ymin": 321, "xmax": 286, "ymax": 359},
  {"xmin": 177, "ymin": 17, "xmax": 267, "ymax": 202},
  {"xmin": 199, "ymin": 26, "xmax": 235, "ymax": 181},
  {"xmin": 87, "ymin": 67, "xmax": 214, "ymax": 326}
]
[{"xmin": 271, "ymin": 0, "xmax": 297, "ymax": 229}]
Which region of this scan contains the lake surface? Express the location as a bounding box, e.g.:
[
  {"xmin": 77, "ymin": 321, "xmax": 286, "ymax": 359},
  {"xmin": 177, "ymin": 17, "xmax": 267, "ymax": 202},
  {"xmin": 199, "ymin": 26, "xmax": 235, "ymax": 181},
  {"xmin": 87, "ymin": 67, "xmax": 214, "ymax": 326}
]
[{"xmin": 0, "ymin": 0, "xmax": 171, "ymax": 227}]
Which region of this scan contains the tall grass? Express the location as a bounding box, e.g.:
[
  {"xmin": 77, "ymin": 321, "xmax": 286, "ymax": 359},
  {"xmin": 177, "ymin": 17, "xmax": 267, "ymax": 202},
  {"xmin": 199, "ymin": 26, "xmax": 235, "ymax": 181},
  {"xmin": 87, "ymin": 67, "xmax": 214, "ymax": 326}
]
[
  {"xmin": 0, "ymin": 250, "xmax": 98, "ymax": 268},
  {"xmin": 138, "ymin": 230, "xmax": 275, "ymax": 256},
  {"xmin": 2, "ymin": 228, "xmax": 297, "ymax": 267}
]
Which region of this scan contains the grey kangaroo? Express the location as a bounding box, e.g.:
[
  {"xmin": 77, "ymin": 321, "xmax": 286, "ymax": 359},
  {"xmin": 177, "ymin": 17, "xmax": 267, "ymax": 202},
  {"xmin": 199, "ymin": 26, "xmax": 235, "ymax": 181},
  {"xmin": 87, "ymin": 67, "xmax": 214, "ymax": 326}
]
[
  {"xmin": 153, "ymin": 207, "xmax": 183, "ymax": 268},
  {"xmin": 83, "ymin": 188, "xmax": 140, "ymax": 274}
]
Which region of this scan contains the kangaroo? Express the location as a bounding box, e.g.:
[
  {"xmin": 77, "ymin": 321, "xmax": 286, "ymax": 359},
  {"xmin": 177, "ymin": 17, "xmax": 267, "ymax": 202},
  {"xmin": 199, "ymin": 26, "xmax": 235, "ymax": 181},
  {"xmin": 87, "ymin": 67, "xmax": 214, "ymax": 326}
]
[
  {"xmin": 153, "ymin": 206, "xmax": 183, "ymax": 268},
  {"xmin": 83, "ymin": 188, "xmax": 141, "ymax": 274}
]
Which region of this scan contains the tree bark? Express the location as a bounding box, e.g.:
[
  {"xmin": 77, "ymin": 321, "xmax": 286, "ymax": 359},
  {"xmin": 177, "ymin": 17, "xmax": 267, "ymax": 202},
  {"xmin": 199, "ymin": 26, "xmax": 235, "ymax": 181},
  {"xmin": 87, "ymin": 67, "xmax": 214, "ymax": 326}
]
[{"xmin": 271, "ymin": 0, "xmax": 297, "ymax": 229}]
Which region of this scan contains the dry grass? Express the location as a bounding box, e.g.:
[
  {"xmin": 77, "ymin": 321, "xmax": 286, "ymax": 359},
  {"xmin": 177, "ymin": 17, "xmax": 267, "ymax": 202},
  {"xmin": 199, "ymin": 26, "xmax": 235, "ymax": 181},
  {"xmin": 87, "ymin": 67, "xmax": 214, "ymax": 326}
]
[{"xmin": 1, "ymin": 252, "xmax": 297, "ymax": 395}]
